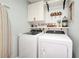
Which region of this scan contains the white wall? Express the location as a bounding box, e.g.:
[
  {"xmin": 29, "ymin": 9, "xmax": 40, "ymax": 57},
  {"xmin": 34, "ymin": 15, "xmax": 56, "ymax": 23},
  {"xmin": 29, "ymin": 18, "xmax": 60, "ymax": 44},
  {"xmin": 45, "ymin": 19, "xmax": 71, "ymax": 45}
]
[
  {"xmin": 0, "ymin": 0, "xmax": 30, "ymax": 57},
  {"xmin": 44, "ymin": 5, "xmax": 69, "ymax": 23},
  {"xmin": 44, "ymin": 5, "xmax": 69, "ymax": 34},
  {"xmin": 68, "ymin": 0, "xmax": 79, "ymax": 58}
]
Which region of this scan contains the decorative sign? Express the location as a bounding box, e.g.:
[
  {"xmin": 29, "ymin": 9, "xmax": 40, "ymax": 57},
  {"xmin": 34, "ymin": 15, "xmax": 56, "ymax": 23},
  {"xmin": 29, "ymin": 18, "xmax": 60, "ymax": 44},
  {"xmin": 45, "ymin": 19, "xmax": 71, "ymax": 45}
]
[{"xmin": 50, "ymin": 12, "xmax": 62, "ymax": 16}]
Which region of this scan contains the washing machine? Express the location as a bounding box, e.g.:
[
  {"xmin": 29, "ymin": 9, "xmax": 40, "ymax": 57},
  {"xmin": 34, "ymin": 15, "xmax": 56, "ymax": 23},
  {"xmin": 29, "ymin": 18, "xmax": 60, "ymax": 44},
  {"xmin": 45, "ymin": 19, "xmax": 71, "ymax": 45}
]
[{"xmin": 19, "ymin": 29, "xmax": 43, "ymax": 58}]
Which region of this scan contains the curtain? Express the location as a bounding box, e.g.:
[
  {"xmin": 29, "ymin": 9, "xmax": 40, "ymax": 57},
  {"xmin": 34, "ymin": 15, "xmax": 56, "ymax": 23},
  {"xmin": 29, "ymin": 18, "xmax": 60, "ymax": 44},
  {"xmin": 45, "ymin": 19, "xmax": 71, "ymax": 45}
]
[{"xmin": 0, "ymin": 4, "xmax": 12, "ymax": 58}]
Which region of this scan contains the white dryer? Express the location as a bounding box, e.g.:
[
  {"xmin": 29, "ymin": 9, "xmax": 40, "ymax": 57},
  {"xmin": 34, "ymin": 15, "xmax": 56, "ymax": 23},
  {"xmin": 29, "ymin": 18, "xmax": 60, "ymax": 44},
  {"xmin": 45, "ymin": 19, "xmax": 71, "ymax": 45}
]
[{"xmin": 38, "ymin": 30, "xmax": 72, "ymax": 58}]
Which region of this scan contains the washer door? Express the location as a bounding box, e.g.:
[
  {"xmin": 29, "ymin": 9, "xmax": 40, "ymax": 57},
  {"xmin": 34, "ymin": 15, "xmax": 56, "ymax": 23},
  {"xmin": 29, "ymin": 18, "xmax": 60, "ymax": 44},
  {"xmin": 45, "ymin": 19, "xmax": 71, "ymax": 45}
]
[{"xmin": 38, "ymin": 40, "xmax": 68, "ymax": 58}]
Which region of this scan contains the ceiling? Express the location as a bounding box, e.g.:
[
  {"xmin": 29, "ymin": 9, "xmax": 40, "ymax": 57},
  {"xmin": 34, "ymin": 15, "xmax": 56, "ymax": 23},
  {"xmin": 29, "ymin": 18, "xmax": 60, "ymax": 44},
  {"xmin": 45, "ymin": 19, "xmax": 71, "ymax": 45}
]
[
  {"xmin": 28, "ymin": 0, "xmax": 42, "ymax": 3},
  {"xmin": 28, "ymin": 0, "xmax": 69, "ymax": 8},
  {"xmin": 28, "ymin": 0, "xmax": 64, "ymax": 3}
]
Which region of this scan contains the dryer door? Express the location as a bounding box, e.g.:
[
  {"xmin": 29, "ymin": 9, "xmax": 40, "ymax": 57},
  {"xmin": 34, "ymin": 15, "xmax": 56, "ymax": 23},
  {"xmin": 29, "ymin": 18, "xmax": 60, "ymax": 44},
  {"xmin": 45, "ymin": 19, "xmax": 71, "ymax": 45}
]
[
  {"xmin": 38, "ymin": 40, "xmax": 68, "ymax": 58},
  {"xmin": 19, "ymin": 35, "xmax": 37, "ymax": 58}
]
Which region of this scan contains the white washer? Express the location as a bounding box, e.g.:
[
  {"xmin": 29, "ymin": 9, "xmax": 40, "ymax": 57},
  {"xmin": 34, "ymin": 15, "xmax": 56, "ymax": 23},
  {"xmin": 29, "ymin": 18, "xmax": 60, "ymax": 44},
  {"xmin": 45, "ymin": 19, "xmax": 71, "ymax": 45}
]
[
  {"xmin": 38, "ymin": 31, "xmax": 72, "ymax": 58},
  {"xmin": 18, "ymin": 30, "xmax": 43, "ymax": 58}
]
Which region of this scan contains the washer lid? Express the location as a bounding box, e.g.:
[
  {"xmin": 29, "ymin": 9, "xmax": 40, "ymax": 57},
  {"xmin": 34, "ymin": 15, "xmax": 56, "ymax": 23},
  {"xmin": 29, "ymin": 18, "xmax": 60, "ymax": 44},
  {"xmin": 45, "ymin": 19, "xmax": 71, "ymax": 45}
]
[
  {"xmin": 38, "ymin": 33, "xmax": 72, "ymax": 43},
  {"xmin": 23, "ymin": 29, "xmax": 43, "ymax": 35}
]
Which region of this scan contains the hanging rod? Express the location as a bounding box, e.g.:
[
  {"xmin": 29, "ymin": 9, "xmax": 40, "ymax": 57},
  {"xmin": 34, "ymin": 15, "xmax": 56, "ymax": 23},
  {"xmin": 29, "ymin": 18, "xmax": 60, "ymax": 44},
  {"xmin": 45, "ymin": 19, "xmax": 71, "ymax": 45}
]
[
  {"xmin": 3, "ymin": 5, "xmax": 10, "ymax": 9},
  {"xmin": 0, "ymin": 3, "xmax": 10, "ymax": 9}
]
